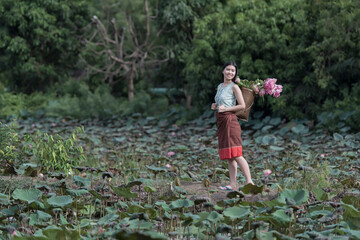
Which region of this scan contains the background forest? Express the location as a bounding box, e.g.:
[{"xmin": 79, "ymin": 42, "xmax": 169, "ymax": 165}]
[{"xmin": 0, "ymin": 0, "xmax": 359, "ymax": 131}]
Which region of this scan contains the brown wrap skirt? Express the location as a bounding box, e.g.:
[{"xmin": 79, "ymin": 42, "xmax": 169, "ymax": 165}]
[{"xmin": 216, "ymin": 112, "xmax": 243, "ymax": 160}]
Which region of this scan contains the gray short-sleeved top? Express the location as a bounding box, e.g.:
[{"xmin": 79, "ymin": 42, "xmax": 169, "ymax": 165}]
[{"xmin": 214, "ymin": 82, "xmax": 236, "ymax": 108}]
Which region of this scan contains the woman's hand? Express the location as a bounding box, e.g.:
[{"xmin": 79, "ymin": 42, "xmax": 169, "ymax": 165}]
[
  {"xmin": 217, "ymin": 104, "xmax": 226, "ymax": 112},
  {"xmin": 211, "ymin": 103, "xmax": 217, "ymax": 110}
]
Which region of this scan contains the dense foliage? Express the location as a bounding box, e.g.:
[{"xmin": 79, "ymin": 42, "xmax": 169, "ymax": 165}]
[
  {"xmin": 0, "ymin": 0, "xmax": 89, "ymax": 92},
  {"xmin": 0, "ymin": 116, "xmax": 359, "ymax": 238},
  {"xmin": 0, "ymin": 0, "xmax": 359, "ymax": 130}
]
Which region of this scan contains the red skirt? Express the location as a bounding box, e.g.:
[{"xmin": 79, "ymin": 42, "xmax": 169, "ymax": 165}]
[{"xmin": 216, "ymin": 112, "xmax": 243, "ymax": 160}]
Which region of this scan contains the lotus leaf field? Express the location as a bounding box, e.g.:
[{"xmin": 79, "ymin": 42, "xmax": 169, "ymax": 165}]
[{"xmin": 1, "ymin": 111, "xmax": 360, "ymax": 239}]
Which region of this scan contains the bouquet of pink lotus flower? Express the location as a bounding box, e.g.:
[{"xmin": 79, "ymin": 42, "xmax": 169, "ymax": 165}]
[
  {"xmin": 235, "ymin": 77, "xmax": 283, "ymax": 121},
  {"xmin": 236, "ymin": 77, "xmax": 283, "ymax": 98}
]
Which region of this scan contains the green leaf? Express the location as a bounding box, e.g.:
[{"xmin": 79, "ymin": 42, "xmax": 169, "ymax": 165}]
[
  {"xmin": 29, "ymin": 210, "xmax": 52, "ymax": 226},
  {"xmin": 109, "ymin": 185, "xmax": 138, "ymax": 199},
  {"xmin": 223, "ymin": 206, "xmax": 250, "ymax": 220},
  {"xmin": 67, "ymin": 189, "xmax": 89, "ymax": 197},
  {"xmin": 12, "ymin": 189, "xmax": 42, "ymax": 204},
  {"xmin": 241, "ymin": 184, "xmax": 264, "ymax": 194},
  {"xmin": 169, "ymin": 199, "xmax": 194, "ymax": 210},
  {"xmin": 144, "ymin": 186, "xmax": 156, "ymax": 193},
  {"xmin": 98, "ymin": 213, "xmax": 119, "ymax": 226},
  {"xmin": 312, "ymin": 188, "xmax": 328, "ymax": 201},
  {"xmin": 89, "ymin": 190, "xmax": 108, "ymax": 201},
  {"xmin": 341, "ymin": 202, "xmax": 360, "ymax": 228},
  {"xmin": 271, "ymin": 209, "xmax": 292, "ymax": 227},
  {"xmin": 291, "ymin": 125, "xmax": 309, "ymax": 134},
  {"xmin": 270, "ymin": 145, "xmax": 285, "ymax": 151},
  {"xmin": 333, "ymin": 133, "xmax": 344, "ymax": 141},
  {"xmin": 206, "ymin": 211, "xmax": 224, "ymax": 222},
  {"xmin": 113, "ymin": 230, "xmax": 167, "ymax": 240},
  {"xmin": 47, "ymin": 195, "xmax": 73, "ymax": 208},
  {"xmin": 277, "ymin": 189, "xmax": 309, "ymax": 206}
]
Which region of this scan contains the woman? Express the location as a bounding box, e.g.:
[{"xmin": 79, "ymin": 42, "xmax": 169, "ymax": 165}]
[{"xmin": 211, "ymin": 61, "xmax": 254, "ymax": 191}]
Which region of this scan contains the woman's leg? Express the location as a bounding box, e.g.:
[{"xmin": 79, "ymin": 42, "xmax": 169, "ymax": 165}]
[
  {"xmin": 227, "ymin": 159, "xmax": 237, "ymax": 189},
  {"xmin": 235, "ymin": 156, "xmax": 254, "ymax": 185}
]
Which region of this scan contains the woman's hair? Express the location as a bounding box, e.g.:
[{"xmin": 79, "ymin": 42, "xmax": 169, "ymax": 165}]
[{"xmin": 221, "ymin": 61, "xmax": 238, "ymax": 82}]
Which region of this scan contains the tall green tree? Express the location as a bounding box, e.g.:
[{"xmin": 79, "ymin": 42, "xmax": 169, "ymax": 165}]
[
  {"xmin": 157, "ymin": 0, "xmax": 219, "ymax": 107},
  {"xmin": 0, "ymin": 0, "xmax": 89, "ymax": 92},
  {"xmin": 180, "ymin": 0, "xmax": 360, "ymax": 121}
]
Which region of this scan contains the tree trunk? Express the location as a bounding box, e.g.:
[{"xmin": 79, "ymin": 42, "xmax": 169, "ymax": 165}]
[{"xmin": 128, "ymin": 68, "xmax": 135, "ymax": 101}]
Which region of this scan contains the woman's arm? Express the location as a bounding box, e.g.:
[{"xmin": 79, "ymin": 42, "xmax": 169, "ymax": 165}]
[{"xmin": 217, "ymin": 84, "xmax": 245, "ymax": 112}]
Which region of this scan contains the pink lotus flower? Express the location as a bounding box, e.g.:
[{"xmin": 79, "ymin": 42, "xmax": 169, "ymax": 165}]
[
  {"xmin": 167, "ymin": 151, "xmax": 175, "ymax": 157},
  {"xmin": 52, "ymin": 123, "xmax": 56, "ymax": 127},
  {"xmin": 272, "ymin": 85, "xmax": 283, "ymax": 98},
  {"xmin": 263, "ymin": 169, "xmax": 272, "ymax": 176},
  {"xmin": 29, "ymin": 144, "xmax": 33, "ymax": 148},
  {"xmin": 321, "ymin": 154, "xmax": 325, "ymax": 158},
  {"xmin": 264, "ymin": 78, "xmax": 277, "ymax": 95},
  {"xmin": 171, "ymin": 132, "xmax": 176, "ymax": 137},
  {"xmin": 165, "ymin": 163, "xmax": 171, "ymax": 168},
  {"xmin": 39, "ymin": 173, "xmax": 44, "ymax": 178}
]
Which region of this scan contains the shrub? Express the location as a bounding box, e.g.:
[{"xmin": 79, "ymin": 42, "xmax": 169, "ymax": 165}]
[
  {"xmin": 0, "ymin": 122, "xmax": 20, "ymax": 166},
  {"xmin": 25, "ymin": 127, "xmax": 86, "ymax": 174}
]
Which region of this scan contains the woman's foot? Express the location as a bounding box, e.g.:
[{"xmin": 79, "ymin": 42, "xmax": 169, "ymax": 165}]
[{"xmin": 218, "ymin": 185, "xmax": 235, "ymax": 191}]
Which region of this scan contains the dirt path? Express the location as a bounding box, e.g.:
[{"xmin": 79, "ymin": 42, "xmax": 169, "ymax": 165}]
[{"xmin": 180, "ymin": 181, "xmax": 278, "ymax": 203}]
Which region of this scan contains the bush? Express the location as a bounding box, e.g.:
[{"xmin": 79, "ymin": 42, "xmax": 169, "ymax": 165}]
[
  {"xmin": 0, "ymin": 122, "xmax": 21, "ymax": 167},
  {"xmin": 45, "ymin": 80, "xmax": 123, "ymax": 119},
  {"xmin": 25, "ymin": 127, "xmax": 86, "ymax": 174}
]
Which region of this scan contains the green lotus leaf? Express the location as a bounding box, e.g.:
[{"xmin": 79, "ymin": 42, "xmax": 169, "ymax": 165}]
[
  {"xmin": 128, "ymin": 204, "xmax": 145, "ymax": 213},
  {"xmin": 291, "ymin": 124, "xmax": 309, "ymax": 134},
  {"xmin": 127, "ymin": 218, "xmax": 153, "ymax": 230},
  {"xmin": 169, "ymin": 199, "xmax": 194, "ymax": 210},
  {"xmin": 109, "ymin": 185, "xmax": 138, "ymax": 199},
  {"xmin": 155, "ymin": 201, "xmax": 171, "ymax": 212},
  {"xmin": 183, "ymin": 212, "xmax": 201, "ymax": 221},
  {"xmin": 223, "ymin": 206, "xmax": 250, "ymax": 220},
  {"xmin": 270, "ymin": 209, "xmax": 292, "ymax": 227},
  {"xmin": 126, "ymin": 180, "xmax": 143, "ymax": 188},
  {"xmin": 98, "ymin": 213, "xmax": 119, "ymax": 226},
  {"xmin": 270, "ymin": 145, "xmax": 285, "ymax": 151},
  {"xmin": 89, "ymin": 190, "xmax": 108, "ymax": 201},
  {"xmin": 207, "ymin": 211, "xmax": 224, "ymax": 222},
  {"xmin": 341, "ymin": 202, "xmax": 360, "ymax": 228},
  {"xmin": 47, "ymin": 195, "xmax": 73, "ymax": 208},
  {"xmin": 67, "ymin": 189, "xmax": 89, "ymax": 197},
  {"xmin": 0, "ymin": 193, "xmax": 9, "ymax": 205},
  {"xmin": 12, "ymin": 188, "xmax": 42, "ymax": 204},
  {"xmin": 333, "ymin": 133, "xmax": 344, "ymax": 141},
  {"xmin": 130, "ymin": 212, "xmax": 149, "ymax": 221},
  {"xmin": 29, "ymin": 210, "xmax": 52, "ymax": 226},
  {"xmin": 277, "ymin": 189, "xmax": 309, "ymax": 206},
  {"xmin": 144, "ymin": 186, "xmax": 156, "ymax": 193},
  {"xmin": 262, "ymin": 135, "xmax": 277, "ymax": 145},
  {"xmin": 113, "ymin": 230, "xmax": 167, "ymax": 240},
  {"xmin": 340, "ymin": 228, "xmax": 360, "ymax": 240},
  {"xmin": 73, "ymin": 175, "xmax": 91, "ymax": 187},
  {"xmin": 32, "ymin": 225, "xmax": 80, "ymax": 240},
  {"xmin": 241, "ymin": 184, "xmax": 264, "ymax": 195},
  {"xmin": 60, "ymin": 214, "xmax": 69, "ymax": 225},
  {"xmin": 169, "ymin": 145, "xmax": 189, "ymax": 152},
  {"xmin": 312, "ymin": 188, "xmax": 329, "ymax": 201},
  {"xmin": 146, "ymin": 165, "xmax": 168, "ymax": 173}
]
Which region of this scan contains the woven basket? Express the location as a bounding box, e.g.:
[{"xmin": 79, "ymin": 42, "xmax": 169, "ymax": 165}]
[{"xmin": 235, "ymin": 87, "xmax": 255, "ymax": 122}]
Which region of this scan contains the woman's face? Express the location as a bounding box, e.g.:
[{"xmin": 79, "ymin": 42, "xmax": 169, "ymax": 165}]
[{"xmin": 222, "ymin": 65, "xmax": 236, "ymax": 81}]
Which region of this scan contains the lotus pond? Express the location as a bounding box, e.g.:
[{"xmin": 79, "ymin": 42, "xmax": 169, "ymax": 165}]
[{"xmin": 0, "ymin": 111, "xmax": 360, "ymax": 239}]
